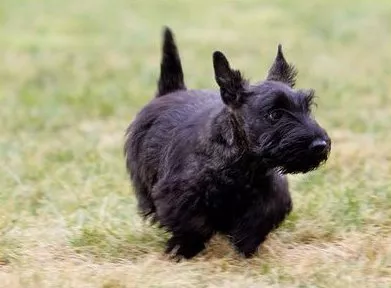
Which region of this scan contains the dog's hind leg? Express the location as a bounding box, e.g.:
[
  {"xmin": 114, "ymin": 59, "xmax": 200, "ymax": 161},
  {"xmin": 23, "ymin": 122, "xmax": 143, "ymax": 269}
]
[{"xmin": 132, "ymin": 176, "xmax": 157, "ymax": 221}]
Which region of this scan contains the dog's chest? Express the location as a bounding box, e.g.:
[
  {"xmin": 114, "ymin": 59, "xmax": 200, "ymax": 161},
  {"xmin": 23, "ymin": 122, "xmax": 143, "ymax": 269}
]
[
  {"xmin": 205, "ymin": 168, "xmax": 264, "ymax": 230},
  {"xmin": 207, "ymin": 182, "xmax": 255, "ymax": 209}
]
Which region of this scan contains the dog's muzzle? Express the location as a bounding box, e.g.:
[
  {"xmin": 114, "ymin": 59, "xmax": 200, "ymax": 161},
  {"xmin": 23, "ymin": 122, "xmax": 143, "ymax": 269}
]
[{"xmin": 308, "ymin": 138, "xmax": 329, "ymax": 155}]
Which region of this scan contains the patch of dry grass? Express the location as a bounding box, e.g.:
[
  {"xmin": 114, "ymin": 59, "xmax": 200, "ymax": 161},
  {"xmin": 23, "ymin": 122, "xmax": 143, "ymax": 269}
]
[
  {"xmin": 1, "ymin": 0, "xmax": 391, "ymax": 287},
  {"xmin": 1, "ymin": 226, "xmax": 390, "ymax": 287}
]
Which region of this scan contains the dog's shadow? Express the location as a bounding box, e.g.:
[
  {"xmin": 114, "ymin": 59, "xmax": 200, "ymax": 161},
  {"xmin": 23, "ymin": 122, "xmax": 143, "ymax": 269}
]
[
  {"xmin": 102, "ymin": 220, "xmax": 291, "ymax": 263},
  {"xmin": 106, "ymin": 229, "xmax": 237, "ymax": 262},
  {"xmin": 124, "ymin": 231, "xmax": 262, "ymax": 262}
]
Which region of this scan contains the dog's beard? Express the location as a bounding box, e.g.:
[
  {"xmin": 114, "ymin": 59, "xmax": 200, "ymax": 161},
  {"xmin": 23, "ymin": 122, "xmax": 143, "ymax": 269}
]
[
  {"xmin": 279, "ymin": 154, "xmax": 328, "ymax": 174},
  {"xmin": 258, "ymin": 149, "xmax": 328, "ymax": 174},
  {"xmin": 254, "ymin": 134, "xmax": 330, "ymax": 174}
]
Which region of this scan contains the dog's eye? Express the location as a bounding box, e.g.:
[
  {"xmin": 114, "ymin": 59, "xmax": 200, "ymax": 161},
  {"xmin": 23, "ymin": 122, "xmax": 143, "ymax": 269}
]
[{"xmin": 267, "ymin": 110, "xmax": 283, "ymax": 122}]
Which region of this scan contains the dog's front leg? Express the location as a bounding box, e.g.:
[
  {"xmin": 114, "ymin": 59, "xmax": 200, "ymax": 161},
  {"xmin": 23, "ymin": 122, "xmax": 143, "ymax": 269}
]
[
  {"xmin": 228, "ymin": 181, "xmax": 292, "ymax": 258},
  {"xmin": 152, "ymin": 178, "xmax": 214, "ymax": 260},
  {"xmin": 228, "ymin": 206, "xmax": 275, "ymax": 258}
]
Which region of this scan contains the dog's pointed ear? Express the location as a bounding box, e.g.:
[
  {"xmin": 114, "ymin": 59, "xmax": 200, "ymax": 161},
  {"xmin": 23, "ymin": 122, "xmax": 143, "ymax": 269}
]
[
  {"xmin": 213, "ymin": 51, "xmax": 246, "ymax": 107},
  {"xmin": 266, "ymin": 44, "xmax": 297, "ymax": 88}
]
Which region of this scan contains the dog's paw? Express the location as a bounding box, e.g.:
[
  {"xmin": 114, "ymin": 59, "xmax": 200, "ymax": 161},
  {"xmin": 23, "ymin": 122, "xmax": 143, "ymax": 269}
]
[{"xmin": 164, "ymin": 235, "xmax": 206, "ymax": 261}]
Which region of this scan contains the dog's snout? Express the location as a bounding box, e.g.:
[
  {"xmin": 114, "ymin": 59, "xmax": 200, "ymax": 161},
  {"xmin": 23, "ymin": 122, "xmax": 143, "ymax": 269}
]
[{"xmin": 309, "ymin": 138, "xmax": 328, "ymax": 154}]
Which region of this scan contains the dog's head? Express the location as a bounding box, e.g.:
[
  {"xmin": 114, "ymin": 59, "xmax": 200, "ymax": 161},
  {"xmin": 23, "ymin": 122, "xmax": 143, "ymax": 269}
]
[{"xmin": 213, "ymin": 45, "xmax": 331, "ymax": 174}]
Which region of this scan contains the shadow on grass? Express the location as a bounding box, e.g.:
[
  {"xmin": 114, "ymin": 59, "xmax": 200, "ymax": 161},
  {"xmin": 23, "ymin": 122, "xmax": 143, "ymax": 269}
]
[{"xmin": 69, "ymin": 219, "xmax": 343, "ymax": 264}]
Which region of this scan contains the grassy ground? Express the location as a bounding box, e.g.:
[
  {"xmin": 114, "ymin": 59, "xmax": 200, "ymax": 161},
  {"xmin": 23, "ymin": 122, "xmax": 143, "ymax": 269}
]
[{"xmin": 1, "ymin": 0, "xmax": 391, "ymax": 287}]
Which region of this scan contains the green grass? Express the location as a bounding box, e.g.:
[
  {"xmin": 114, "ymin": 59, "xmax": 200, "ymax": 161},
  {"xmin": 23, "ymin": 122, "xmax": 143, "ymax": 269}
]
[{"xmin": 1, "ymin": 0, "xmax": 391, "ymax": 287}]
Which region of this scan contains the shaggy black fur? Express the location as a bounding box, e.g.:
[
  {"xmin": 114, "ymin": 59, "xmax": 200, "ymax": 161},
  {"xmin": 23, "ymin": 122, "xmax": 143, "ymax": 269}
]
[{"xmin": 124, "ymin": 27, "xmax": 331, "ymax": 260}]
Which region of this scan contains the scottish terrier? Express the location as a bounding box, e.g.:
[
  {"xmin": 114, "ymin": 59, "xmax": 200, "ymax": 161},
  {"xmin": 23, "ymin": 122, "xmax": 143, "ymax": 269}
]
[{"xmin": 124, "ymin": 27, "xmax": 331, "ymax": 260}]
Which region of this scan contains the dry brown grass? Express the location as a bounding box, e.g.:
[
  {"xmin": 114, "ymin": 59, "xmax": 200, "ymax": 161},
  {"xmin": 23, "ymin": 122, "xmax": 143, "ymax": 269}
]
[{"xmin": 1, "ymin": 225, "xmax": 390, "ymax": 288}]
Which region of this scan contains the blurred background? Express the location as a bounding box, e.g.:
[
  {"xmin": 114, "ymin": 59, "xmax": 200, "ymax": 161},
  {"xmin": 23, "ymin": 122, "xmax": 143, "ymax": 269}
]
[{"xmin": 0, "ymin": 0, "xmax": 390, "ymax": 287}]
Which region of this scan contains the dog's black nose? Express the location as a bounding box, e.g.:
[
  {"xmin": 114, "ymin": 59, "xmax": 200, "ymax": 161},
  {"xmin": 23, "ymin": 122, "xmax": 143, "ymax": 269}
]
[{"xmin": 309, "ymin": 139, "xmax": 328, "ymax": 154}]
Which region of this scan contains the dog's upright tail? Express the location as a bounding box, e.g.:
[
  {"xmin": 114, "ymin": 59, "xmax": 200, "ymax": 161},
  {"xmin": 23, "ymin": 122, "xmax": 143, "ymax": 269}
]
[{"xmin": 156, "ymin": 26, "xmax": 186, "ymax": 97}]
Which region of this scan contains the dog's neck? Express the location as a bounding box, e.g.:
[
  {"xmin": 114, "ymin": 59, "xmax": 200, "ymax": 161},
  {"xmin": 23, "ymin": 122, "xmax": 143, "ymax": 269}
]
[
  {"xmin": 207, "ymin": 107, "xmax": 271, "ymax": 175},
  {"xmin": 212, "ymin": 107, "xmax": 249, "ymax": 148}
]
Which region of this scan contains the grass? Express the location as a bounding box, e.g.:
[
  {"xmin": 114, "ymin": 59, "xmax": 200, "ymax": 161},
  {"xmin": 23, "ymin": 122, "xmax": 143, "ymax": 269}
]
[{"xmin": 1, "ymin": 0, "xmax": 391, "ymax": 287}]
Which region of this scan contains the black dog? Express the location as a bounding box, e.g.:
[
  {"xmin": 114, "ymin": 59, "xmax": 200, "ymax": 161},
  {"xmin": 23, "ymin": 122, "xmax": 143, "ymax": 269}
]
[{"xmin": 124, "ymin": 27, "xmax": 331, "ymax": 260}]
